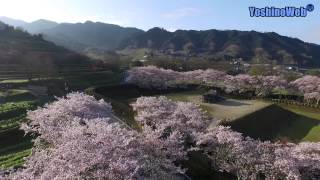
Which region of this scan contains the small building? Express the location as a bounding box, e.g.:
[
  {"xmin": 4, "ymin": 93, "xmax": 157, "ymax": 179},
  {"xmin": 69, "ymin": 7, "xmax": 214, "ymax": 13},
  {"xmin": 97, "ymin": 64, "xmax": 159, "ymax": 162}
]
[{"xmin": 202, "ymin": 90, "xmax": 225, "ymax": 103}]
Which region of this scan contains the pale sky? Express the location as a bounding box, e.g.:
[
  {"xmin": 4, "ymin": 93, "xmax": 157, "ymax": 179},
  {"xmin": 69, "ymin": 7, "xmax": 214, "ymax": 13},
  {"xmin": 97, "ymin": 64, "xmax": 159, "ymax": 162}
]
[{"xmin": 0, "ymin": 0, "xmax": 319, "ymax": 44}]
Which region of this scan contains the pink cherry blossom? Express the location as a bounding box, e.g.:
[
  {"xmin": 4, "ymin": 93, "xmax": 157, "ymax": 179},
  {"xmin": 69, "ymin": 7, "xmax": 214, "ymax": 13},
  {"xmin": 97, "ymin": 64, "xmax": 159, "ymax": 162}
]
[{"xmin": 8, "ymin": 93, "xmax": 187, "ymax": 180}]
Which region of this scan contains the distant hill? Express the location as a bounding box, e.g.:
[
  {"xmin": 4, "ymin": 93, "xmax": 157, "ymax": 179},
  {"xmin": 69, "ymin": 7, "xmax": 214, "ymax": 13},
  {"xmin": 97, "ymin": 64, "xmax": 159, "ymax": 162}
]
[
  {"xmin": 0, "ymin": 22, "xmax": 89, "ymax": 66},
  {"xmin": 0, "ymin": 17, "xmax": 144, "ymax": 53},
  {"xmin": 0, "ymin": 16, "xmax": 27, "ymax": 27},
  {"xmin": 23, "ymin": 19, "xmax": 59, "ymax": 33},
  {"xmin": 39, "ymin": 21, "xmax": 144, "ymax": 52},
  {"xmin": 119, "ymin": 27, "xmax": 320, "ymax": 67}
]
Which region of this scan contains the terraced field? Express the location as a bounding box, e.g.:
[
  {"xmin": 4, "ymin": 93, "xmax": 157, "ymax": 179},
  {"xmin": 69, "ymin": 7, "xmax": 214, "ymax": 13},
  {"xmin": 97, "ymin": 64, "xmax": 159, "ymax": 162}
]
[{"xmin": 0, "ymin": 89, "xmax": 36, "ymax": 168}]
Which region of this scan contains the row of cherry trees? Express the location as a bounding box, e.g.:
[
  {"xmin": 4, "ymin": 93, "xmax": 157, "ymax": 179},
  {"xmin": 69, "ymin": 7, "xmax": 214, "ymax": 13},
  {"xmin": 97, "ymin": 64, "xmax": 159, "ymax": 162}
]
[
  {"xmin": 126, "ymin": 66, "xmax": 320, "ymax": 104},
  {"xmin": 3, "ymin": 93, "xmax": 320, "ymax": 179}
]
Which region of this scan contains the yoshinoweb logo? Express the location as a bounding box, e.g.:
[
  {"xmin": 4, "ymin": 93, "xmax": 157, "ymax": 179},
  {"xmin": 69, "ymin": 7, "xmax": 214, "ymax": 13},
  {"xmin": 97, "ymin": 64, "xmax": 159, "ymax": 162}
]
[{"xmin": 249, "ymin": 4, "xmax": 314, "ymax": 17}]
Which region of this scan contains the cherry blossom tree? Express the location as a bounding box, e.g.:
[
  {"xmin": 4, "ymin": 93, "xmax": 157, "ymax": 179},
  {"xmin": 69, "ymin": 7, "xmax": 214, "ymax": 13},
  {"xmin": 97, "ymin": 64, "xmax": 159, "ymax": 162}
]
[
  {"xmin": 256, "ymin": 76, "xmax": 288, "ymax": 97},
  {"xmin": 184, "ymin": 69, "xmax": 227, "ymax": 87},
  {"xmin": 126, "ymin": 66, "xmax": 228, "ymax": 90},
  {"xmin": 304, "ymin": 92, "xmax": 320, "ymax": 105},
  {"xmin": 22, "ymin": 92, "xmax": 114, "ymax": 145},
  {"xmin": 126, "ymin": 66, "xmax": 184, "ymax": 90},
  {"xmin": 9, "ymin": 93, "xmax": 187, "ymax": 180},
  {"xmin": 132, "ymin": 96, "xmax": 211, "ymax": 145},
  {"xmin": 196, "ymin": 126, "xmax": 320, "ymax": 180},
  {"xmin": 13, "ymin": 118, "xmax": 187, "ymax": 180},
  {"xmin": 222, "ymin": 74, "xmax": 259, "ymax": 94},
  {"xmin": 125, "ymin": 66, "xmax": 290, "ymax": 97},
  {"xmin": 291, "ymin": 76, "xmax": 320, "ymax": 105},
  {"xmin": 290, "ymin": 75, "xmax": 320, "ymax": 94}
]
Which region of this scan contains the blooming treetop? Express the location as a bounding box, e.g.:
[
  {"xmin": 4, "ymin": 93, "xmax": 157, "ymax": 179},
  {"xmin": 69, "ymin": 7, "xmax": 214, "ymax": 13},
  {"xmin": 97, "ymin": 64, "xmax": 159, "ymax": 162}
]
[
  {"xmin": 291, "ymin": 76, "xmax": 320, "ymax": 104},
  {"xmin": 126, "ymin": 66, "xmax": 291, "ymax": 97},
  {"xmin": 9, "ymin": 93, "xmax": 187, "ymax": 180},
  {"xmin": 132, "ymin": 96, "xmax": 210, "ymax": 144}
]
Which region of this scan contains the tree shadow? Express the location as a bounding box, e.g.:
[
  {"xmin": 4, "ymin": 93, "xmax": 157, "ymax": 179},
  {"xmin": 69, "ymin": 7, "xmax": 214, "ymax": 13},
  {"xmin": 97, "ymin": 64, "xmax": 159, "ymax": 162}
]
[
  {"xmin": 182, "ymin": 151, "xmax": 236, "ymax": 180},
  {"xmin": 224, "ymin": 105, "xmax": 320, "ymax": 142},
  {"xmin": 215, "ymin": 99, "xmax": 250, "ymax": 107}
]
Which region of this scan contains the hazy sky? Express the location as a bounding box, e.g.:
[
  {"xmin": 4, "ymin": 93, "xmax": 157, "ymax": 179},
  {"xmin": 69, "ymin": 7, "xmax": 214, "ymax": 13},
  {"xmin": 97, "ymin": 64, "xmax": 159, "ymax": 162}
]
[{"xmin": 1, "ymin": 0, "xmax": 319, "ymax": 44}]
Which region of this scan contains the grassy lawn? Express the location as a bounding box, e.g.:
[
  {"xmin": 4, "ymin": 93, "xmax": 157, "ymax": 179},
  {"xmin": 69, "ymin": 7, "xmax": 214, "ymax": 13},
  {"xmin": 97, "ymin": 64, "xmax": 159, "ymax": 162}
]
[
  {"xmin": 278, "ymin": 104, "xmax": 320, "ymax": 142},
  {"xmin": 224, "ymin": 103, "xmax": 320, "ymax": 142},
  {"xmin": 64, "ymin": 71, "xmax": 123, "ymax": 90},
  {"xmin": 162, "ymin": 90, "xmax": 320, "ymax": 143},
  {"xmin": 165, "ymin": 90, "xmax": 271, "ymax": 127},
  {"xmin": 164, "ymin": 89, "xmax": 320, "ymax": 142}
]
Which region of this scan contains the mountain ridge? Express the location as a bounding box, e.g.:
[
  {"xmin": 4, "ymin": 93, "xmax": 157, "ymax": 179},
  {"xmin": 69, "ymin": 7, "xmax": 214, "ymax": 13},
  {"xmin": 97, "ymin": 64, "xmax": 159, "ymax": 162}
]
[
  {"xmin": 119, "ymin": 27, "xmax": 320, "ymax": 67},
  {"xmin": 0, "ymin": 17, "xmax": 145, "ymax": 52},
  {"xmin": 1, "ymin": 17, "xmax": 319, "ymax": 67},
  {"xmin": 0, "ymin": 21, "xmax": 90, "ymax": 66}
]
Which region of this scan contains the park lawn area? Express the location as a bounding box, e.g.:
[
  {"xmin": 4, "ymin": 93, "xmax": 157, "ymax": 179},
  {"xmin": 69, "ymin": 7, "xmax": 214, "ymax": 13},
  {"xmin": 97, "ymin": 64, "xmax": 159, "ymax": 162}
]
[
  {"xmin": 165, "ymin": 90, "xmax": 320, "ymax": 142},
  {"xmin": 96, "ymin": 86, "xmax": 271, "ymax": 129},
  {"xmin": 165, "ymin": 90, "xmax": 271, "ymax": 126},
  {"xmin": 225, "ymin": 103, "xmax": 320, "ymax": 143}
]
